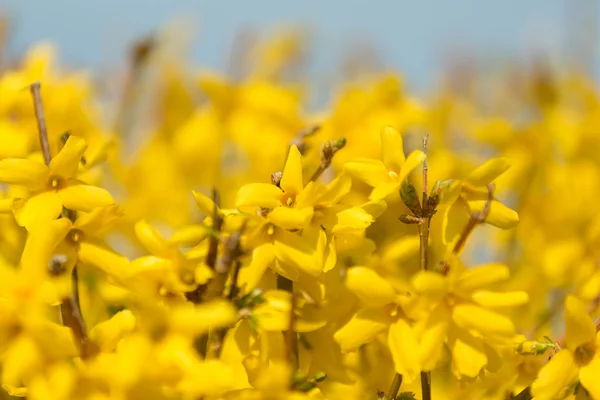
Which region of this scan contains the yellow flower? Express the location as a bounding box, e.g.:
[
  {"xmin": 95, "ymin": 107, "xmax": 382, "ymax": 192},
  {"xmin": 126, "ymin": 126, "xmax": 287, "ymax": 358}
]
[
  {"xmin": 531, "ymin": 295, "xmax": 600, "ymax": 400},
  {"xmin": 344, "ymin": 125, "xmax": 426, "ymax": 200},
  {"xmin": 0, "ymin": 136, "xmax": 113, "ymax": 229}
]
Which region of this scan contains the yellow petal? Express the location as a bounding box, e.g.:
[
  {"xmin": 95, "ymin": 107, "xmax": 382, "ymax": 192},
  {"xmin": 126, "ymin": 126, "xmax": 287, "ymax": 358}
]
[
  {"xmin": 465, "ymin": 157, "xmax": 510, "ymax": 186},
  {"xmin": 369, "ymin": 181, "xmax": 400, "ymax": 200},
  {"xmin": 344, "ymin": 158, "xmax": 391, "ymax": 187},
  {"xmin": 49, "ymin": 135, "xmax": 87, "ymax": 179},
  {"xmin": 274, "ymin": 228, "xmax": 324, "ymax": 277},
  {"xmin": 171, "ymin": 300, "xmax": 237, "ymax": 336},
  {"xmin": 345, "ymin": 266, "xmax": 397, "ymax": 307},
  {"xmin": 73, "ymin": 204, "xmax": 123, "ymax": 234},
  {"xmin": 531, "ymin": 350, "xmax": 578, "ymax": 400},
  {"xmin": 316, "ymin": 173, "xmax": 352, "ymax": 206},
  {"xmin": 13, "ymin": 191, "xmax": 63, "ymax": 230},
  {"xmin": 380, "ymin": 125, "xmax": 405, "ymax": 173},
  {"xmin": 168, "ymin": 224, "xmax": 208, "ymax": 246},
  {"xmin": 419, "ymin": 305, "xmax": 450, "ymax": 371},
  {"xmin": 398, "ymin": 149, "xmax": 426, "ymax": 183},
  {"xmin": 239, "ymin": 244, "xmax": 274, "ymax": 292},
  {"xmin": 20, "ymin": 218, "xmax": 72, "ymax": 282},
  {"xmin": 267, "ymin": 206, "xmax": 313, "ymax": 230},
  {"xmin": 334, "ymin": 307, "xmax": 389, "ymax": 352},
  {"xmin": 236, "ymin": 183, "xmax": 282, "ymax": 209},
  {"xmin": 0, "ymin": 158, "xmax": 47, "ymax": 190},
  {"xmin": 450, "ymin": 328, "xmax": 487, "ymax": 378},
  {"xmin": 467, "ymin": 199, "xmax": 519, "ymax": 229},
  {"xmin": 192, "ymin": 190, "xmax": 219, "ymax": 216},
  {"xmin": 134, "ymin": 220, "xmax": 172, "ymax": 257},
  {"xmin": 452, "ymin": 304, "xmax": 515, "ymax": 338},
  {"xmin": 78, "ymin": 240, "xmax": 131, "ymax": 279},
  {"xmin": 471, "ymin": 290, "xmax": 529, "ymax": 308},
  {"xmin": 412, "ymin": 271, "xmax": 448, "ymax": 299},
  {"xmin": 333, "ymin": 207, "xmax": 374, "ymax": 234},
  {"xmin": 564, "ymin": 295, "xmax": 596, "ymax": 350},
  {"xmin": 58, "ymin": 181, "xmax": 113, "ymax": 212},
  {"xmin": 280, "ymin": 145, "xmax": 303, "ymax": 195},
  {"xmin": 580, "ymin": 356, "xmax": 600, "ymax": 400},
  {"xmin": 454, "ymin": 263, "xmax": 510, "ymax": 293},
  {"xmin": 90, "ymin": 310, "xmax": 136, "ymax": 352},
  {"xmin": 388, "ymin": 318, "xmax": 420, "ymax": 383}
]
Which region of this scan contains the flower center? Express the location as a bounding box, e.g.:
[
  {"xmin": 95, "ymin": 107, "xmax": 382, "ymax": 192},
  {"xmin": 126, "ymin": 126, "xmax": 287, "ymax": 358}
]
[
  {"xmin": 574, "ymin": 342, "xmax": 596, "ymax": 366},
  {"xmin": 48, "ymin": 175, "xmax": 63, "ymax": 190},
  {"xmin": 69, "ymin": 229, "xmax": 84, "ymax": 244},
  {"xmin": 388, "ymin": 170, "xmax": 399, "ymax": 180}
]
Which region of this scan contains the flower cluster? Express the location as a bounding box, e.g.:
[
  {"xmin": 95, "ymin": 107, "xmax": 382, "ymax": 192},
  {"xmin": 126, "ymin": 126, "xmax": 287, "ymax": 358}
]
[{"xmin": 0, "ymin": 33, "xmax": 600, "ymax": 400}]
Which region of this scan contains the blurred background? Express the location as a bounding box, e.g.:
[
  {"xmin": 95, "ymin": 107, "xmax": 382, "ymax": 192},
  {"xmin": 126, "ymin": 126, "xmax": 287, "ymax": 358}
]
[{"xmin": 1, "ymin": 0, "xmax": 598, "ymax": 107}]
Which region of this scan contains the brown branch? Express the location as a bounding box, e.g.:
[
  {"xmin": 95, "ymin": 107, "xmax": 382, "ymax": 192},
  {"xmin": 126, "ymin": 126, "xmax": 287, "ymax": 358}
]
[
  {"xmin": 419, "ymin": 134, "xmax": 432, "ymax": 400},
  {"xmin": 29, "ymin": 82, "xmax": 51, "ymax": 165},
  {"xmin": 308, "ymin": 138, "xmax": 346, "ymax": 183},
  {"xmin": 32, "ymin": 87, "xmax": 92, "ymax": 359},
  {"xmin": 185, "ymin": 188, "xmax": 223, "ymax": 304},
  {"xmin": 450, "ymin": 183, "xmax": 494, "ymax": 257}
]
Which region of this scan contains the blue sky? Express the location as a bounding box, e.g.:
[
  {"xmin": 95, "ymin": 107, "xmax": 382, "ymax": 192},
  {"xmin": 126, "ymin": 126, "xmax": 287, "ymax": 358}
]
[{"xmin": 1, "ymin": 0, "xmax": 593, "ymax": 99}]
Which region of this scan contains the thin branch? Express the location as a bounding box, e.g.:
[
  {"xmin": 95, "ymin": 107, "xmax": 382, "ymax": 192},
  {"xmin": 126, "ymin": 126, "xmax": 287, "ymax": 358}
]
[
  {"xmin": 386, "ymin": 373, "xmax": 403, "ymax": 399},
  {"xmin": 29, "ymin": 82, "xmax": 51, "ymax": 165},
  {"xmin": 419, "ymin": 134, "xmax": 432, "ymax": 399},
  {"xmin": 308, "ymin": 138, "xmax": 346, "ymax": 183},
  {"xmin": 33, "ymin": 87, "xmax": 92, "ymax": 359},
  {"xmin": 450, "ymin": 183, "xmax": 494, "ymax": 257},
  {"xmin": 185, "ymin": 188, "xmax": 223, "ymax": 304}
]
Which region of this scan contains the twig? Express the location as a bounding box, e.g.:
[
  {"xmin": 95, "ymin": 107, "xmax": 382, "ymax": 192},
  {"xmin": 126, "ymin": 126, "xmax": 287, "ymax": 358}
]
[
  {"xmin": 185, "ymin": 188, "xmax": 223, "ymax": 304},
  {"xmin": 386, "ymin": 373, "xmax": 403, "ymax": 399},
  {"xmin": 308, "ymin": 138, "xmax": 346, "ymax": 183},
  {"xmin": 207, "ymin": 224, "xmax": 246, "ymax": 359},
  {"xmin": 449, "ymin": 183, "xmax": 494, "ymax": 259},
  {"xmin": 420, "ymin": 371, "xmax": 432, "ymax": 400},
  {"xmin": 29, "ymin": 82, "xmax": 51, "ymax": 165},
  {"xmin": 289, "ymin": 125, "xmax": 320, "ymax": 157},
  {"xmin": 419, "ymin": 134, "xmax": 432, "ymax": 400},
  {"xmin": 31, "ymin": 85, "xmax": 92, "ymax": 359}
]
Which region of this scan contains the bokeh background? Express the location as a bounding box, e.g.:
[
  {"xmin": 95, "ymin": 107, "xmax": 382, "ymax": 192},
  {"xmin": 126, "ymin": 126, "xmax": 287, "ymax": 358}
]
[{"xmin": 2, "ymin": 0, "xmax": 598, "ymax": 107}]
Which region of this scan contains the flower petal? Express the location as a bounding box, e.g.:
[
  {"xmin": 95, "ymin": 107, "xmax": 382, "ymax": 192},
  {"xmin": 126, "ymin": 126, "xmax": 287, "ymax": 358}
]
[
  {"xmin": 452, "ymin": 304, "xmax": 515, "ymax": 338},
  {"xmin": 467, "ymin": 199, "xmax": 519, "ymax": 229},
  {"xmin": 236, "ymin": 183, "xmax": 282, "ymax": 209},
  {"xmin": 59, "ymin": 181, "xmax": 113, "ymax": 212},
  {"xmin": 449, "ymin": 327, "xmax": 487, "ymax": 378},
  {"xmin": 0, "ymin": 158, "xmax": 47, "ymax": 190},
  {"xmin": 369, "ymin": 181, "xmax": 400, "ymax": 201},
  {"xmin": 134, "ymin": 220, "xmax": 172, "ymax": 257},
  {"xmin": 49, "ymin": 135, "xmax": 87, "ymax": 179},
  {"xmin": 454, "ymin": 263, "xmax": 510, "ymax": 293},
  {"xmin": 78, "ymin": 240, "xmax": 131, "ymax": 280},
  {"xmin": 274, "ymin": 228, "xmax": 325, "ymax": 277},
  {"xmin": 411, "ymin": 271, "xmax": 448, "ymax": 299},
  {"xmin": 21, "ymin": 218, "xmax": 72, "ymax": 282},
  {"xmin": 280, "ymin": 145, "xmax": 303, "ymax": 195},
  {"xmin": 580, "ymin": 356, "xmax": 600, "ymax": 400},
  {"xmin": 267, "ymin": 206, "xmax": 313, "ymax": 230},
  {"xmin": 380, "ymin": 125, "xmax": 405, "ymax": 173},
  {"xmin": 344, "ymin": 158, "xmax": 391, "ymax": 187},
  {"xmin": 471, "ymin": 290, "xmax": 529, "ymax": 308},
  {"xmin": 239, "ymin": 243, "xmax": 274, "ymax": 292},
  {"xmin": 13, "ymin": 191, "xmax": 63, "ymax": 230},
  {"xmin": 73, "ymin": 204, "xmax": 123, "ymax": 234},
  {"xmin": 465, "ymin": 158, "xmax": 510, "ymax": 186},
  {"xmin": 419, "ymin": 305, "xmax": 450, "ymax": 371},
  {"xmin": 192, "ymin": 190, "xmax": 220, "ymax": 216},
  {"xmin": 334, "ymin": 307, "xmax": 389, "ymax": 352},
  {"xmin": 388, "ymin": 318, "xmax": 420, "ymax": 383},
  {"xmin": 531, "ymin": 350, "xmax": 578, "ymax": 400},
  {"xmin": 345, "ymin": 266, "xmax": 397, "ymax": 307},
  {"xmin": 168, "ymin": 224, "xmax": 208, "ymax": 246},
  {"xmin": 398, "ymin": 149, "xmax": 426, "ymax": 183},
  {"xmin": 564, "ymin": 295, "xmax": 596, "ymax": 350}
]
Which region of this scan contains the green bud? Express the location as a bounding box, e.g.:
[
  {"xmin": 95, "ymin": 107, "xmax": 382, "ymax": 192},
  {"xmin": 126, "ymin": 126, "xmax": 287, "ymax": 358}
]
[
  {"xmin": 397, "ymin": 392, "xmax": 417, "ymax": 400},
  {"xmin": 334, "ymin": 137, "xmax": 347, "ymax": 150},
  {"xmin": 400, "ymin": 180, "xmax": 422, "ymax": 216},
  {"xmin": 312, "ymin": 372, "xmax": 327, "ymax": 382}
]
